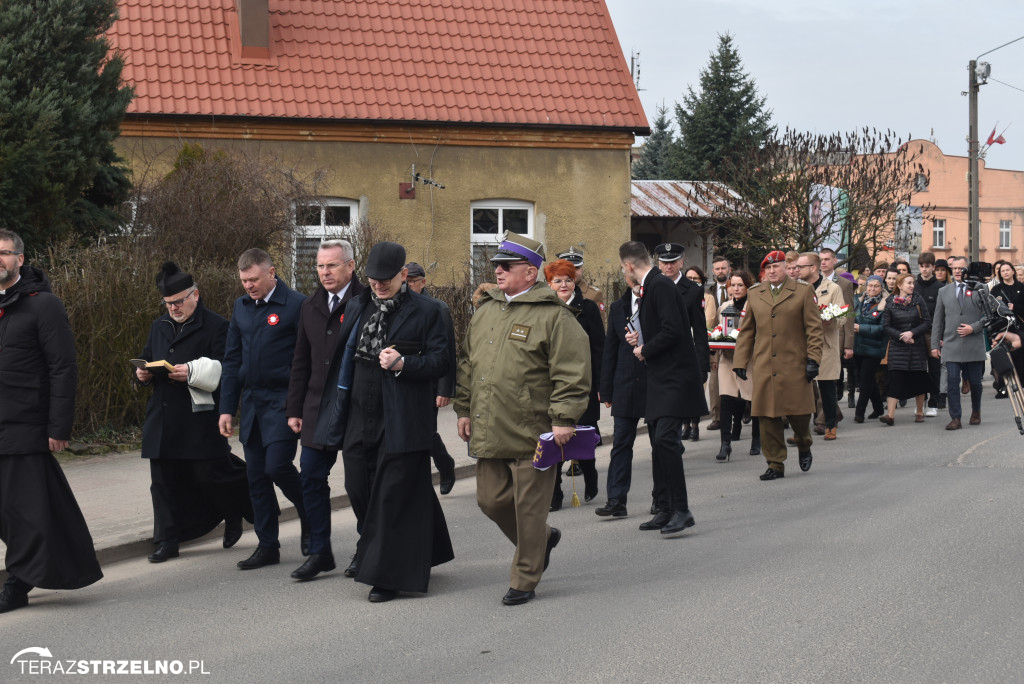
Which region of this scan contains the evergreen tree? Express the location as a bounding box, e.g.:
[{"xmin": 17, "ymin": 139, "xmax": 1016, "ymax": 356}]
[
  {"xmin": 632, "ymin": 104, "xmax": 675, "ymax": 179},
  {"xmin": 669, "ymin": 33, "xmax": 771, "ymax": 180},
  {"xmin": 0, "ymin": 0, "xmax": 133, "ymax": 254}
]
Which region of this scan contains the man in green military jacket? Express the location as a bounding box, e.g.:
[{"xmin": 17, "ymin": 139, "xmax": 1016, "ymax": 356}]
[{"xmin": 455, "ymin": 233, "xmax": 590, "ymax": 606}]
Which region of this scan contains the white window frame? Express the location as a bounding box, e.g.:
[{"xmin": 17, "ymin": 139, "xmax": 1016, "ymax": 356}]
[
  {"xmin": 470, "ymin": 199, "xmax": 535, "ymax": 272},
  {"xmin": 1000, "ymin": 219, "xmax": 1012, "ymax": 249},
  {"xmin": 292, "ymin": 198, "xmax": 359, "ymax": 289},
  {"xmin": 932, "ymin": 219, "xmax": 946, "ymax": 249}
]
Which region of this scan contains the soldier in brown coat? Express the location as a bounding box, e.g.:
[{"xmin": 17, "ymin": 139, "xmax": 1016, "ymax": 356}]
[{"xmin": 732, "ymin": 251, "xmax": 824, "ymax": 481}]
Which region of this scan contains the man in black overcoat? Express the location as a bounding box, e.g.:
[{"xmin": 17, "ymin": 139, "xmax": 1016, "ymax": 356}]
[
  {"xmin": 136, "ymin": 262, "xmax": 253, "ymax": 563},
  {"xmin": 220, "ymin": 249, "xmax": 307, "ymax": 570},
  {"xmin": 595, "ymin": 283, "xmax": 647, "ymax": 518},
  {"xmin": 314, "ymin": 242, "xmax": 454, "ymax": 603},
  {"xmin": 653, "ymin": 243, "xmax": 710, "ymax": 440},
  {"xmin": 0, "ymin": 229, "xmax": 102, "ymax": 614},
  {"xmin": 404, "ymin": 262, "xmax": 457, "ymax": 495},
  {"xmin": 619, "ymin": 241, "xmax": 704, "ymax": 535},
  {"xmin": 285, "ymin": 239, "xmax": 365, "ymax": 581}
]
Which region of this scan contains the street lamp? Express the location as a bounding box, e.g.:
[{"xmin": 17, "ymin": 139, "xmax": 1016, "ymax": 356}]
[{"xmin": 967, "ymin": 36, "xmax": 1024, "ymax": 263}]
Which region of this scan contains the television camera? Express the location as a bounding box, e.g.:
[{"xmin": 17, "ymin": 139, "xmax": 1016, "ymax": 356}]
[{"xmin": 963, "ymin": 261, "xmax": 1024, "ymax": 434}]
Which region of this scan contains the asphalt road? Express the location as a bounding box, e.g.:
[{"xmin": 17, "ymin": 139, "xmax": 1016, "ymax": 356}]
[{"xmin": 4, "ymin": 397, "xmax": 1024, "ymax": 683}]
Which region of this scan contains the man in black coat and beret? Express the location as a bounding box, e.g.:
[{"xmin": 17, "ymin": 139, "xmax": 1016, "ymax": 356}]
[
  {"xmin": 619, "ymin": 241, "xmax": 703, "ymax": 535},
  {"xmin": 0, "ymin": 229, "xmax": 102, "ymax": 614},
  {"xmin": 135, "ymin": 262, "xmax": 253, "ymax": 563},
  {"xmin": 220, "ymin": 249, "xmax": 308, "ymax": 570},
  {"xmin": 285, "ymin": 239, "xmax": 364, "ymax": 581},
  {"xmin": 314, "ymin": 242, "xmax": 454, "ymax": 603}
]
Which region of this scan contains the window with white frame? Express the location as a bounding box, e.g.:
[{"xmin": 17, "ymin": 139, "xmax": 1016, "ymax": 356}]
[
  {"xmin": 470, "ymin": 199, "xmax": 534, "ymax": 277},
  {"xmin": 1000, "ymin": 219, "xmax": 1012, "ymax": 249},
  {"xmin": 932, "ymin": 219, "xmax": 946, "ymax": 248},
  {"xmin": 293, "ymin": 198, "xmax": 358, "ymax": 292}
]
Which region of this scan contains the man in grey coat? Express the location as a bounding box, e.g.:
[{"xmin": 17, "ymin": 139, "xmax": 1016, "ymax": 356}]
[{"xmin": 931, "ymin": 256, "xmax": 987, "ymax": 430}]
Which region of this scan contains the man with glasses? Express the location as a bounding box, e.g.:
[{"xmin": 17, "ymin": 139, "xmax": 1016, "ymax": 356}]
[
  {"xmin": 136, "ymin": 262, "xmax": 253, "ymax": 563},
  {"xmin": 456, "ymin": 233, "xmax": 590, "ymax": 606},
  {"xmin": 931, "ymin": 256, "xmax": 986, "ymax": 429},
  {"xmin": 220, "ymin": 249, "xmax": 308, "ymax": 570},
  {"xmin": 285, "ymin": 240, "xmax": 364, "ymax": 581},
  {"xmin": 0, "ymin": 229, "xmax": 101, "ymax": 613}
]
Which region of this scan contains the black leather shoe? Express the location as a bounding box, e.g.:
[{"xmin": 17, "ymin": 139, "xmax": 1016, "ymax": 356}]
[
  {"xmin": 0, "ymin": 586, "xmax": 29, "ymax": 613},
  {"xmin": 854, "ymin": 415, "xmax": 865, "ymax": 424},
  {"xmin": 438, "ymin": 457, "xmax": 456, "ymax": 495},
  {"xmin": 290, "ymin": 552, "xmax": 336, "ymax": 581},
  {"xmin": 868, "ymin": 410, "xmax": 883, "ymax": 419},
  {"xmin": 760, "ymin": 467, "xmax": 784, "ymax": 481},
  {"xmin": 237, "ymin": 547, "xmax": 280, "ymax": 570},
  {"xmin": 799, "ymin": 450, "xmax": 813, "ymax": 472},
  {"xmin": 595, "ymin": 500, "xmax": 627, "ymax": 517},
  {"xmin": 639, "ymin": 511, "xmax": 671, "ymax": 530},
  {"xmin": 660, "ymin": 510, "xmax": 695, "ymax": 535},
  {"xmin": 681, "ymin": 424, "xmax": 693, "ymax": 440},
  {"xmin": 368, "ymin": 587, "xmax": 397, "ymax": 603},
  {"xmin": 300, "ymin": 518, "xmax": 310, "ymax": 557},
  {"xmin": 223, "ymin": 516, "xmax": 243, "ymax": 549},
  {"xmin": 568, "ymin": 462, "xmax": 582, "ymax": 477},
  {"xmin": 148, "ymin": 543, "xmax": 179, "ymax": 563},
  {"xmin": 544, "ymin": 527, "xmax": 561, "ymax": 571},
  {"xmin": 549, "ymin": 497, "xmax": 562, "ymax": 512},
  {"xmin": 502, "ymin": 588, "xmax": 535, "ymax": 606},
  {"xmin": 438, "ymin": 462, "xmax": 454, "ymax": 493},
  {"xmin": 343, "ymin": 554, "xmax": 357, "ymax": 578},
  {"xmin": 689, "ymin": 425, "xmax": 699, "ymax": 442},
  {"xmin": 715, "ymin": 442, "xmax": 732, "ymax": 462},
  {"xmin": 749, "ymin": 438, "xmax": 761, "ymax": 456}
]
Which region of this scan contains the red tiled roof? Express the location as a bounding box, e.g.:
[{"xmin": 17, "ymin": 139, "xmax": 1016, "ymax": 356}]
[{"xmin": 109, "ymin": 0, "xmax": 649, "ymax": 132}]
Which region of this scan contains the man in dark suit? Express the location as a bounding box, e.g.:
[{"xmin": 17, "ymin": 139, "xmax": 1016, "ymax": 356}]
[
  {"xmin": 620, "ymin": 241, "xmax": 704, "ymax": 535},
  {"xmin": 220, "ymin": 248, "xmax": 308, "ymax": 570},
  {"xmin": 285, "ymin": 239, "xmax": 364, "ymax": 581},
  {"xmin": 315, "ymin": 243, "xmax": 454, "ymax": 603},
  {"xmin": 137, "ymin": 262, "xmax": 252, "ymax": 563},
  {"xmin": 595, "ymin": 283, "xmax": 647, "ymax": 518},
  {"xmin": 653, "ymin": 243, "xmax": 710, "ymax": 440},
  {"xmin": 404, "ymin": 262, "xmax": 457, "ymax": 495}
]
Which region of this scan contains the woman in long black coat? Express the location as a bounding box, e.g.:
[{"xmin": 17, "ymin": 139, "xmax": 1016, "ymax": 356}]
[
  {"xmin": 880, "ymin": 273, "xmax": 933, "ymax": 425},
  {"xmin": 546, "ymin": 259, "xmax": 603, "ymax": 509}
]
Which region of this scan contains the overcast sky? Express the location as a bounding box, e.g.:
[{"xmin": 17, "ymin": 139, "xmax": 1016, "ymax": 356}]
[{"xmin": 605, "ymin": 0, "xmax": 1024, "ymax": 172}]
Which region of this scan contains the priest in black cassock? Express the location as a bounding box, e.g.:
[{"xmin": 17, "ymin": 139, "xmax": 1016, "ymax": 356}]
[
  {"xmin": 135, "ymin": 262, "xmax": 253, "ymax": 563},
  {"xmin": 0, "ymin": 228, "xmax": 102, "ymax": 614}
]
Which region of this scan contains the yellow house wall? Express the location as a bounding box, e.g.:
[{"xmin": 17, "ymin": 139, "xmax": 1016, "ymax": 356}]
[{"xmin": 115, "ymin": 127, "xmax": 633, "ymax": 284}]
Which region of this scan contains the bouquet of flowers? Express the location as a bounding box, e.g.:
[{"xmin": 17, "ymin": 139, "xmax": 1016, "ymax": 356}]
[
  {"xmin": 819, "ymin": 302, "xmax": 852, "ymax": 322},
  {"xmin": 708, "ymin": 325, "xmax": 741, "ymax": 341}
]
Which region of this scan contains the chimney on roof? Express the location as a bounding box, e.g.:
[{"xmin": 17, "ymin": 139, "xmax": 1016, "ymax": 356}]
[{"xmin": 237, "ymin": 0, "xmax": 270, "ymax": 58}]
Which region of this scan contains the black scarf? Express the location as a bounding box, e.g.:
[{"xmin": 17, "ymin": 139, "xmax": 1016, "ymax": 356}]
[{"xmin": 355, "ymin": 284, "xmax": 406, "ymax": 360}]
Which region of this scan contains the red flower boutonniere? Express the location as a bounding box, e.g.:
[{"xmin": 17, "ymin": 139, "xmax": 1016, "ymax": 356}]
[
  {"xmin": 267, "ymin": 313, "xmax": 280, "ymax": 326},
  {"xmin": 639, "ymin": 286, "xmax": 644, "ymax": 298},
  {"xmin": 339, "ymin": 313, "xmax": 345, "ymax": 324}
]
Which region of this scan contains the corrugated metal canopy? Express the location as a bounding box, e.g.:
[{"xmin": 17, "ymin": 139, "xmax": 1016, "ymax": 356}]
[{"xmin": 631, "ymin": 180, "xmax": 740, "ymax": 218}]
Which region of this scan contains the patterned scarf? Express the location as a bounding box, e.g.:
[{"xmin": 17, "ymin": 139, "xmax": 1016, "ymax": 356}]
[{"xmin": 355, "ymin": 284, "xmax": 406, "ymax": 360}]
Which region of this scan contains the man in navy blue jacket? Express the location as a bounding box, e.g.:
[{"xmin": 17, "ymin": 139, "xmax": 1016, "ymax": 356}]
[{"xmin": 219, "ymin": 248, "xmax": 308, "ymax": 570}]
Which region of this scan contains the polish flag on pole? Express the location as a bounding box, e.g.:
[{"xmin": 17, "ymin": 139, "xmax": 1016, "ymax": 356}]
[{"xmin": 986, "ymin": 126, "xmax": 1007, "ymax": 145}]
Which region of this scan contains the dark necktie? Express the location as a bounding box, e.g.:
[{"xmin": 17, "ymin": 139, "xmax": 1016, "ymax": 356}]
[
  {"xmin": 329, "ymin": 294, "xmax": 340, "ymax": 313},
  {"xmin": 957, "ymin": 283, "xmax": 965, "ymax": 306}
]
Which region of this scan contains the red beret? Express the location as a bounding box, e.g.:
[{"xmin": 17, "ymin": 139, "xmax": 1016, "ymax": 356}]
[{"xmin": 760, "ymin": 250, "xmax": 787, "ymax": 268}]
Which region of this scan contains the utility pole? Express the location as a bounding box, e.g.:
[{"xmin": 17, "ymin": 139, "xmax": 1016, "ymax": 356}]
[{"xmin": 968, "ymin": 60, "xmax": 980, "ymax": 263}]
